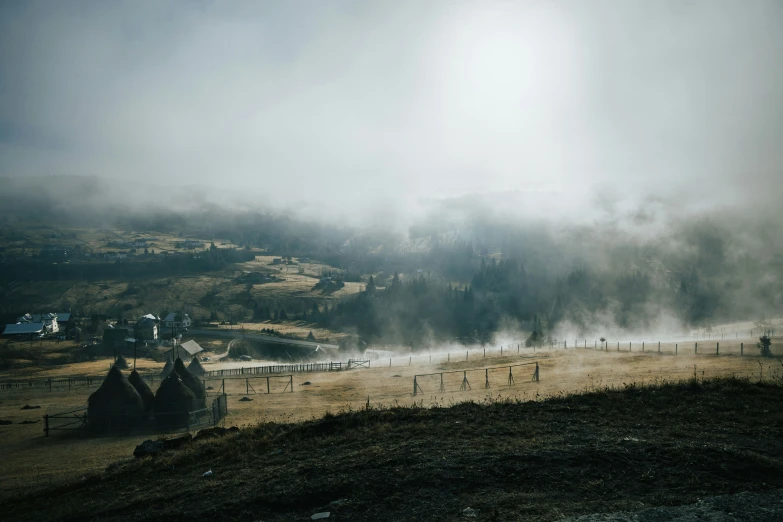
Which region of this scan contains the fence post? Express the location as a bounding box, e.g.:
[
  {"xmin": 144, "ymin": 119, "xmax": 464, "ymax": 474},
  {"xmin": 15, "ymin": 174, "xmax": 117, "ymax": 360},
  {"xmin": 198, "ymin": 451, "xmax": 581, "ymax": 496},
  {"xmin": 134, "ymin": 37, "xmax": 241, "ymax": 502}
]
[
  {"xmin": 44, "ymin": 414, "xmax": 49, "ymax": 437},
  {"xmin": 246, "ymin": 378, "xmax": 249, "ymax": 395},
  {"xmin": 534, "ymin": 362, "xmax": 539, "ymax": 382},
  {"xmin": 448, "ymin": 353, "xmax": 450, "ymax": 362},
  {"xmin": 413, "ymin": 376, "xmax": 418, "ymax": 396},
  {"xmin": 290, "ymin": 375, "xmax": 293, "ymax": 393},
  {"xmin": 267, "ymin": 376, "xmax": 270, "ymax": 394},
  {"xmin": 501, "ymin": 346, "xmax": 503, "ymax": 355},
  {"xmin": 484, "ymin": 348, "xmax": 485, "ymax": 358},
  {"xmin": 485, "ymin": 369, "xmax": 490, "ymax": 389},
  {"xmin": 508, "ymin": 367, "xmax": 514, "ymax": 385},
  {"xmin": 658, "ymin": 342, "xmax": 660, "ymax": 353},
  {"xmin": 676, "ymin": 344, "xmax": 678, "ymax": 355},
  {"xmin": 695, "ymin": 342, "xmax": 698, "ymax": 354},
  {"xmin": 440, "ymin": 373, "xmax": 445, "ymax": 392},
  {"xmin": 617, "ymin": 342, "xmax": 619, "ymax": 351},
  {"xmin": 717, "ymin": 342, "xmax": 719, "ymax": 355},
  {"xmin": 466, "ymin": 351, "xmax": 468, "ymax": 361},
  {"xmin": 642, "ymin": 342, "xmax": 644, "ymax": 352},
  {"xmin": 741, "ymin": 342, "xmax": 744, "ymax": 356},
  {"xmin": 629, "ymin": 342, "xmax": 632, "ymax": 352}
]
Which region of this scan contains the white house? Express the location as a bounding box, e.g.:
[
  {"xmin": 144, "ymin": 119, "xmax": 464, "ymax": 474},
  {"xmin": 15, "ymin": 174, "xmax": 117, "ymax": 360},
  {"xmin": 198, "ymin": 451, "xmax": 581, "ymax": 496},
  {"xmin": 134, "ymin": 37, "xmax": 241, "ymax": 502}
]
[
  {"xmin": 164, "ymin": 313, "xmax": 191, "ymax": 329},
  {"xmin": 16, "ymin": 313, "xmax": 59, "ymax": 333}
]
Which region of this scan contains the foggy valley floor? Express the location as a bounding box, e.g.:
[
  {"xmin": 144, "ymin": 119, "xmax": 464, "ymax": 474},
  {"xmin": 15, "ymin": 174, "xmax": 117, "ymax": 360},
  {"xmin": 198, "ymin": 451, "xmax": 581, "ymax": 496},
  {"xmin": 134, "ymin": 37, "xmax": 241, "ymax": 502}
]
[{"xmin": 3, "ymin": 377, "xmax": 783, "ymax": 521}]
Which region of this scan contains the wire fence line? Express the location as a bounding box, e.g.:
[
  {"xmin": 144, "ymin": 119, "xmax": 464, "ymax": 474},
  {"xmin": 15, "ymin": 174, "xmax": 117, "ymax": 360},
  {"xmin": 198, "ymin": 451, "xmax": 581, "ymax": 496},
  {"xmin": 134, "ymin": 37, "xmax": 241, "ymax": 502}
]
[
  {"xmin": 2, "ymin": 334, "xmax": 779, "ymax": 391},
  {"xmin": 412, "ymin": 361, "xmax": 540, "ymax": 396}
]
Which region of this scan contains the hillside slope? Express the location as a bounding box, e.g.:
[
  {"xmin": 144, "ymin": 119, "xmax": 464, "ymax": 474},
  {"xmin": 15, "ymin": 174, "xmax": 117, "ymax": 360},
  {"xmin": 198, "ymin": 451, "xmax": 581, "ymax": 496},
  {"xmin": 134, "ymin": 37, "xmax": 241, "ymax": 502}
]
[{"xmin": 6, "ymin": 378, "xmax": 783, "ymax": 521}]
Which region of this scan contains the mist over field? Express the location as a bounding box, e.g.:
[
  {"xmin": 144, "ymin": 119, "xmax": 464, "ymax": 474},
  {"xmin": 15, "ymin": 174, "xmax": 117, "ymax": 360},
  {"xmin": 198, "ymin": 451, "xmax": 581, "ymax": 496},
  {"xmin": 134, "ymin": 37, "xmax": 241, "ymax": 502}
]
[{"xmin": 1, "ymin": 0, "xmax": 782, "ymax": 345}]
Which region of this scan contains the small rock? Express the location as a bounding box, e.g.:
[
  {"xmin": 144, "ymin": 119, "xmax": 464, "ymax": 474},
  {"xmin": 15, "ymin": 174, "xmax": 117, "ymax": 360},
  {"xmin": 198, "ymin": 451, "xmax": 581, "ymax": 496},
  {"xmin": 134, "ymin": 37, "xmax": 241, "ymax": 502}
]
[
  {"xmin": 133, "ymin": 440, "xmax": 164, "ymax": 458},
  {"xmin": 20, "ymin": 405, "xmax": 41, "ymax": 410},
  {"xmin": 239, "ymin": 397, "xmax": 253, "ymax": 401},
  {"xmin": 311, "ymin": 513, "xmax": 330, "ymax": 520},
  {"xmin": 302, "ymin": 381, "xmax": 312, "ymax": 385},
  {"xmin": 463, "ymin": 507, "xmax": 477, "ymax": 518},
  {"xmin": 0, "ymin": 419, "xmax": 12, "ymax": 425},
  {"xmin": 18, "ymin": 420, "xmax": 40, "ymax": 424},
  {"xmin": 329, "ymin": 499, "xmax": 348, "ymax": 508},
  {"xmin": 202, "ymin": 470, "xmax": 213, "ymax": 477}
]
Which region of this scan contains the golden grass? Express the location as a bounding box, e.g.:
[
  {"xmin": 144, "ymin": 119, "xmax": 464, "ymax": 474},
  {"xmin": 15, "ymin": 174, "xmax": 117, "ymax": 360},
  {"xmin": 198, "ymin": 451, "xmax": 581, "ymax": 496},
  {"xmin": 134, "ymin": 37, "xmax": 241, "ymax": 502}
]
[{"xmin": 2, "ymin": 344, "xmax": 780, "ymax": 501}]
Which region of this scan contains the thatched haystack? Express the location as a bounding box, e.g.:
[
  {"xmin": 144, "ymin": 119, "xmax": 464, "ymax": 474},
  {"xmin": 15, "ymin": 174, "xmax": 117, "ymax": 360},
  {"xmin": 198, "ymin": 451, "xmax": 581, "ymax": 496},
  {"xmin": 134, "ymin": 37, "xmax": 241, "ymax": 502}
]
[
  {"xmin": 174, "ymin": 358, "xmax": 206, "ymax": 410},
  {"xmin": 160, "ymin": 358, "xmax": 174, "ymax": 379},
  {"xmin": 153, "ymin": 372, "xmax": 196, "ymax": 427},
  {"xmin": 128, "ymin": 370, "xmax": 154, "ymax": 417},
  {"xmin": 114, "ymin": 354, "xmax": 129, "ymax": 370},
  {"xmin": 187, "ymin": 356, "xmax": 206, "ymax": 376},
  {"xmin": 87, "ymin": 366, "xmax": 144, "ymax": 432}
]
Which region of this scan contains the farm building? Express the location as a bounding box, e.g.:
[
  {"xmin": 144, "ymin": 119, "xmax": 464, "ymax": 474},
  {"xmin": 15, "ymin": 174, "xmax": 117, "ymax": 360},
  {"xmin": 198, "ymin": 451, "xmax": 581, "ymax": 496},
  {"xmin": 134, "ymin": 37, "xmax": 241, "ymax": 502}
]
[
  {"xmin": 161, "ymin": 339, "xmax": 203, "ymax": 360},
  {"xmin": 3, "ymin": 312, "xmax": 61, "ymax": 336},
  {"xmin": 2, "ymin": 322, "xmax": 44, "ymax": 337},
  {"xmin": 136, "ymin": 315, "xmax": 158, "ymax": 341},
  {"xmin": 103, "ymin": 326, "xmax": 134, "ymax": 349},
  {"xmin": 163, "ymin": 312, "xmax": 191, "ymax": 330}
]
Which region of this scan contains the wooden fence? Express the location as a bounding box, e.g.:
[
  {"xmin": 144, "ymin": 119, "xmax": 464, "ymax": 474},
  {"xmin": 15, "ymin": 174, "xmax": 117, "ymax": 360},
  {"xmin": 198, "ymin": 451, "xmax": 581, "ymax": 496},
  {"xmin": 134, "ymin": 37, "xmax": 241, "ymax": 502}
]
[
  {"xmin": 43, "ymin": 394, "xmax": 228, "ymax": 436},
  {"xmin": 412, "ymin": 361, "xmax": 539, "ymax": 396}
]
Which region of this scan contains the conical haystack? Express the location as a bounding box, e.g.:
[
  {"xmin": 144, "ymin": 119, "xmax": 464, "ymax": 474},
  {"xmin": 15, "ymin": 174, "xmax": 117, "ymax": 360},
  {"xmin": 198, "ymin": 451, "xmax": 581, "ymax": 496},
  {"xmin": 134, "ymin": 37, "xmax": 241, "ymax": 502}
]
[
  {"xmin": 128, "ymin": 370, "xmax": 154, "ymax": 417},
  {"xmin": 153, "ymin": 372, "xmax": 196, "ymax": 427},
  {"xmin": 160, "ymin": 358, "xmax": 174, "ymax": 379},
  {"xmin": 174, "ymin": 358, "xmax": 206, "ymax": 410},
  {"xmin": 187, "ymin": 356, "xmax": 206, "ymax": 376},
  {"xmin": 87, "ymin": 366, "xmax": 144, "ymax": 432},
  {"xmin": 114, "ymin": 353, "xmax": 129, "ymax": 370}
]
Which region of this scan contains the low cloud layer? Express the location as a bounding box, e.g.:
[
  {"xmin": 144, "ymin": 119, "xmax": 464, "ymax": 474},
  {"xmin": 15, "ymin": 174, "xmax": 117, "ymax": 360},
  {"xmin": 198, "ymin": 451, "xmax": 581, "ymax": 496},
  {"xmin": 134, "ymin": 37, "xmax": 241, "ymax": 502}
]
[{"xmin": 1, "ymin": 1, "xmax": 782, "ymax": 224}]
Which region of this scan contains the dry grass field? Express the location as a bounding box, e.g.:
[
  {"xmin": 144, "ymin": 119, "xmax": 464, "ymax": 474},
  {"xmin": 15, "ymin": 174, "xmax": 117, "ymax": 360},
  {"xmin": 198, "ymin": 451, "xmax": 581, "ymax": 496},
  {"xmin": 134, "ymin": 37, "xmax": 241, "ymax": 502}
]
[
  {"xmin": 1, "ymin": 236, "xmax": 362, "ymax": 325},
  {"xmin": 2, "ymin": 338, "xmax": 781, "ymax": 505}
]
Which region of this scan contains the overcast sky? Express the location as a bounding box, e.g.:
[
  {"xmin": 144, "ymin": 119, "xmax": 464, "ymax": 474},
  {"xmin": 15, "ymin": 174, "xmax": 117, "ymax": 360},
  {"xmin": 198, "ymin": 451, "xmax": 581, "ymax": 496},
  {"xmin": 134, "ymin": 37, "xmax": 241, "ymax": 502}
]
[{"xmin": 1, "ymin": 0, "xmax": 781, "ymax": 222}]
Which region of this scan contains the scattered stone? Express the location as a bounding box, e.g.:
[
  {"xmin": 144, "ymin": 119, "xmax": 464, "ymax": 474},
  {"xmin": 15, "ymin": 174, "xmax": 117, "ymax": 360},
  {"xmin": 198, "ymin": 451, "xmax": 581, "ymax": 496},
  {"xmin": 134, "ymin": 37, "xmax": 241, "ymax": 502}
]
[
  {"xmin": 18, "ymin": 420, "xmax": 40, "ymax": 424},
  {"xmin": 463, "ymin": 507, "xmax": 477, "ymax": 518},
  {"xmin": 193, "ymin": 426, "xmax": 228, "ymax": 441},
  {"xmin": 0, "ymin": 419, "xmax": 12, "ymax": 425},
  {"xmin": 202, "ymin": 470, "xmax": 213, "ymax": 477},
  {"xmin": 133, "ymin": 440, "xmax": 164, "ymax": 458},
  {"xmin": 20, "ymin": 405, "xmax": 41, "ymax": 410},
  {"xmin": 329, "ymin": 499, "xmax": 348, "ymax": 508},
  {"xmin": 302, "ymin": 381, "xmax": 312, "ymax": 386},
  {"xmin": 239, "ymin": 397, "xmax": 253, "ymax": 401},
  {"xmin": 311, "ymin": 512, "xmax": 330, "ymax": 520},
  {"xmin": 206, "ymin": 386, "xmax": 214, "ymax": 390},
  {"xmin": 133, "ymin": 433, "xmax": 192, "ymax": 458},
  {"xmin": 161, "ymin": 433, "xmax": 192, "ymax": 450},
  {"xmin": 392, "ymin": 375, "xmax": 401, "ymax": 378}
]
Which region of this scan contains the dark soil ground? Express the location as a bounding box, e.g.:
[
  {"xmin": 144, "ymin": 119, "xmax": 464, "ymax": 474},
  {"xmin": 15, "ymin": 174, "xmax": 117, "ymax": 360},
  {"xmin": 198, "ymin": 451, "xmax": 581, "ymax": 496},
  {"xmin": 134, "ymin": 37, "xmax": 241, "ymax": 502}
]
[{"xmin": 5, "ymin": 377, "xmax": 783, "ymax": 521}]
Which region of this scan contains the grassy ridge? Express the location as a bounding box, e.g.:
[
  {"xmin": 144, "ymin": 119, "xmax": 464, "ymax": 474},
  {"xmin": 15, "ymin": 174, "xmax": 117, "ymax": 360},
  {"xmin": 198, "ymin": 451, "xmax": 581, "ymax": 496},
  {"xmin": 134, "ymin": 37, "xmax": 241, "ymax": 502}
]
[{"xmin": 6, "ymin": 377, "xmax": 783, "ymax": 521}]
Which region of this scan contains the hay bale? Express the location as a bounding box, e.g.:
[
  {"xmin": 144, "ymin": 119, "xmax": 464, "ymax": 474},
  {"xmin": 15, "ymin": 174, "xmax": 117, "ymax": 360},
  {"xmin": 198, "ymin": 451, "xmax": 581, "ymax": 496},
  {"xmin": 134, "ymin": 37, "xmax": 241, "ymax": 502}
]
[
  {"xmin": 160, "ymin": 358, "xmax": 174, "ymax": 379},
  {"xmin": 128, "ymin": 370, "xmax": 154, "ymax": 417},
  {"xmin": 153, "ymin": 372, "xmax": 196, "ymax": 427},
  {"xmin": 114, "ymin": 354, "xmax": 129, "ymax": 370},
  {"xmin": 87, "ymin": 366, "xmax": 144, "ymax": 432},
  {"xmin": 187, "ymin": 356, "xmax": 206, "ymax": 376},
  {"xmin": 174, "ymin": 358, "xmax": 206, "ymax": 410}
]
